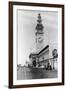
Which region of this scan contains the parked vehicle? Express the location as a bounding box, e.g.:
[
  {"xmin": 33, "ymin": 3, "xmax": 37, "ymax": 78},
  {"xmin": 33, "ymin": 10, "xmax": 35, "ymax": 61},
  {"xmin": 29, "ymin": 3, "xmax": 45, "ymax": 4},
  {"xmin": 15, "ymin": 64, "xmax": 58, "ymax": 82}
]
[{"xmin": 46, "ymin": 63, "xmax": 52, "ymax": 70}]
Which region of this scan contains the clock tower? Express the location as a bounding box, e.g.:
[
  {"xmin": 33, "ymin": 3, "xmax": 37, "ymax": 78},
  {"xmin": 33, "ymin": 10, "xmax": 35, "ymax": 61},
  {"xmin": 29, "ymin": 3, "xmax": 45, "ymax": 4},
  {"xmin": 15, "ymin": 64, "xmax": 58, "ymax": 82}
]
[{"xmin": 35, "ymin": 13, "xmax": 44, "ymax": 53}]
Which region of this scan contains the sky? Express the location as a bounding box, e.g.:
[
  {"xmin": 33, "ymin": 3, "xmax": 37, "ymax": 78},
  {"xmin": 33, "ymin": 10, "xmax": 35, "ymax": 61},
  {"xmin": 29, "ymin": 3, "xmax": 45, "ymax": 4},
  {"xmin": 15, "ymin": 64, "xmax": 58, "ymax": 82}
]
[{"xmin": 17, "ymin": 9, "xmax": 58, "ymax": 66}]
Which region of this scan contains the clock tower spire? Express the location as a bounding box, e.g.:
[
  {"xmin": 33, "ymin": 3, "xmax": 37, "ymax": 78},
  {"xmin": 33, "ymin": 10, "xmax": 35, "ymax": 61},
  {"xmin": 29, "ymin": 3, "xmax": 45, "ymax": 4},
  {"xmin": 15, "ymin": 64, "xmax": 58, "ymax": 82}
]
[{"xmin": 35, "ymin": 13, "xmax": 44, "ymax": 52}]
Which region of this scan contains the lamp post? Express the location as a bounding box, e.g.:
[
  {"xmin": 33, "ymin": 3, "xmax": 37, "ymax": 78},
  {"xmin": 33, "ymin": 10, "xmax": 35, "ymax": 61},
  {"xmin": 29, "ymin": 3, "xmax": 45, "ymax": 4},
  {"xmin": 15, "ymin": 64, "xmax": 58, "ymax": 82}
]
[{"xmin": 52, "ymin": 49, "xmax": 58, "ymax": 70}]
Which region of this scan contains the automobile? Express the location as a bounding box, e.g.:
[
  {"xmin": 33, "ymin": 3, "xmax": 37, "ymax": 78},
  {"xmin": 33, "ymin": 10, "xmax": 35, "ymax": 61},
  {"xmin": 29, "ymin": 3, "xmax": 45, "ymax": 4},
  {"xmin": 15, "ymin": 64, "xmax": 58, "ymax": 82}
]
[
  {"xmin": 46, "ymin": 63, "xmax": 52, "ymax": 70},
  {"xmin": 46, "ymin": 65, "xmax": 52, "ymax": 70},
  {"xmin": 40, "ymin": 65, "xmax": 44, "ymax": 68}
]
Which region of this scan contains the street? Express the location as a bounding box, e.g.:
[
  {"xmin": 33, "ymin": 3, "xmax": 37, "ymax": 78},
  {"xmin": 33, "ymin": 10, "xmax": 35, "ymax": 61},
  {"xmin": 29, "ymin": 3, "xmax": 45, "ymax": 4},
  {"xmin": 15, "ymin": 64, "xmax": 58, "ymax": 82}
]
[{"xmin": 17, "ymin": 66, "xmax": 57, "ymax": 80}]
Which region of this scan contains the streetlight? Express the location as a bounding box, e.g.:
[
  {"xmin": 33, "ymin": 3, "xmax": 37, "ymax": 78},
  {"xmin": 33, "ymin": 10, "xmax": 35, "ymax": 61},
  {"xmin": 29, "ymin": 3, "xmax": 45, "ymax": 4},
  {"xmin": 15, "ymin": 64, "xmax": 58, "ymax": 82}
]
[{"xmin": 52, "ymin": 49, "xmax": 58, "ymax": 70}]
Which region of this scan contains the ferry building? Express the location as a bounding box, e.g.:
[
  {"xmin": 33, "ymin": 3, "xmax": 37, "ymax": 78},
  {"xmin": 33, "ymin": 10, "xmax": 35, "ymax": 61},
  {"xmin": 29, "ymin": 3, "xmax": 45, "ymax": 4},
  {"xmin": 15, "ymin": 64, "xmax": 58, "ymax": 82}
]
[{"xmin": 29, "ymin": 13, "xmax": 58, "ymax": 70}]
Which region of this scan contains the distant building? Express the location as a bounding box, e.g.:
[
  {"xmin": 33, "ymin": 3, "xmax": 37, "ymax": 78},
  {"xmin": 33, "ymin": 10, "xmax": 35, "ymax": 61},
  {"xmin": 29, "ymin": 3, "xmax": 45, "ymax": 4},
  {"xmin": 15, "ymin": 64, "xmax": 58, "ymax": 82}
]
[{"xmin": 29, "ymin": 13, "xmax": 58, "ymax": 70}]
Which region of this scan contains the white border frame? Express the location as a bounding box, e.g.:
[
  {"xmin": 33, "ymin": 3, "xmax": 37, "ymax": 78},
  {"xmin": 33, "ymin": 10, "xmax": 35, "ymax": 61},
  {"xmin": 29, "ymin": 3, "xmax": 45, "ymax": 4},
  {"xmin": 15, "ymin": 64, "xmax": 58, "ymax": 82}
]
[{"xmin": 13, "ymin": 5, "xmax": 62, "ymax": 85}]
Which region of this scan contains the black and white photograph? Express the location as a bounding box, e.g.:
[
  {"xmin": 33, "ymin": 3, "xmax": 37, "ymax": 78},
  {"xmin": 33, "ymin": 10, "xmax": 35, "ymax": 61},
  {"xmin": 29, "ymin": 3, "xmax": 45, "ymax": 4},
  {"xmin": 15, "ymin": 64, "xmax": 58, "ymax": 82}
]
[
  {"xmin": 9, "ymin": 2, "xmax": 64, "ymax": 88},
  {"xmin": 17, "ymin": 10, "xmax": 58, "ymax": 80}
]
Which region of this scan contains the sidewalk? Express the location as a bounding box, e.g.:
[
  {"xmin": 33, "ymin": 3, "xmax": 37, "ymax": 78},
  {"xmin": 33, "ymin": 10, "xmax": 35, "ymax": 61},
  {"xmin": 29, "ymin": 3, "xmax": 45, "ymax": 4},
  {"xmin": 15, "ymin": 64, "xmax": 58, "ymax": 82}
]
[{"xmin": 17, "ymin": 66, "xmax": 57, "ymax": 80}]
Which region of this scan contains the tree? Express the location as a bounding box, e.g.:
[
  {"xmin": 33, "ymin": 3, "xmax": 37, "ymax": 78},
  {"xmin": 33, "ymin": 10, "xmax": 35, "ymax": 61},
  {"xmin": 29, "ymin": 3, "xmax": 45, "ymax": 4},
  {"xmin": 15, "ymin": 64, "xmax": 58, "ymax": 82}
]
[{"xmin": 52, "ymin": 49, "xmax": 58, "ymax": 58}]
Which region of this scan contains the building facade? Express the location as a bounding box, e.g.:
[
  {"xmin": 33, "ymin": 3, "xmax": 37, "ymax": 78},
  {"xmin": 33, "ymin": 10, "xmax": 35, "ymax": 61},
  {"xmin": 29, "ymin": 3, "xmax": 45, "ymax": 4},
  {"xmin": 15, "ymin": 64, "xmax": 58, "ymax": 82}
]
[{"xmin": 29, "ymin": 13, "xmax": 58, "ymax": 70}]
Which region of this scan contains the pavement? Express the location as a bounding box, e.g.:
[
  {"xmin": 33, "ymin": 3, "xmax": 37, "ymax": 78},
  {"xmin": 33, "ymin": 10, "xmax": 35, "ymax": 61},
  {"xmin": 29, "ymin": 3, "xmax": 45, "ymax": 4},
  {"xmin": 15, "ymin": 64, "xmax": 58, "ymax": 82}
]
[{"xmin": 17, "ymin": 66, "xmax": 58, "ymax": 80}]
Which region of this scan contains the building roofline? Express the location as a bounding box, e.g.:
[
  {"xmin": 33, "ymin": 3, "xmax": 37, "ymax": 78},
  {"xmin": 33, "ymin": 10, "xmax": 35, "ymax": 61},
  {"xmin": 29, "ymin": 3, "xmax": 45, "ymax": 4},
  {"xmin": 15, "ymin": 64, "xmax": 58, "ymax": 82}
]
[
  {"xmin": 38, "ymin": 45, "xmax": 49, "ymax": 55},
  {"xmin": 29, "ymin": 45, "xmax": 49, "ymax": 58}
]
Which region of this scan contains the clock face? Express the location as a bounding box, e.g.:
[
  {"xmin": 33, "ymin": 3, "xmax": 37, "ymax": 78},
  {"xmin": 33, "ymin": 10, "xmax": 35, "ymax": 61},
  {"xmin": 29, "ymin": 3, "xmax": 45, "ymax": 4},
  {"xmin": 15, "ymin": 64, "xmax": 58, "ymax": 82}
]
[{"xmin": 38, "ymin": 37, "xmax": 43, "ymax": 43}]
